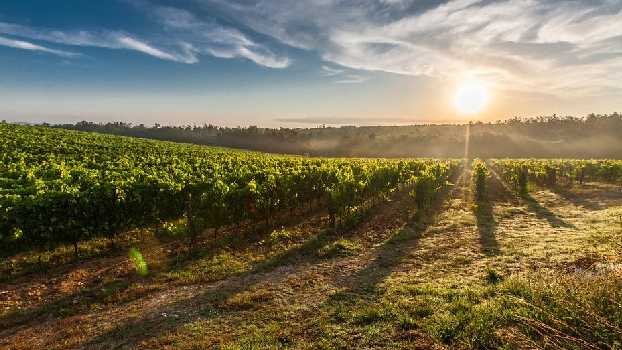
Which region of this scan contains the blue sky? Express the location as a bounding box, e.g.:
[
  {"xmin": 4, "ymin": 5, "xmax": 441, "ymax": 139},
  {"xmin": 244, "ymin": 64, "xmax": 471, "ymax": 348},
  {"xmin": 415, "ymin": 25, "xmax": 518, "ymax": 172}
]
[{"xmin": 0, "ymin": 0, "xmax": 620, "ymax": 127}]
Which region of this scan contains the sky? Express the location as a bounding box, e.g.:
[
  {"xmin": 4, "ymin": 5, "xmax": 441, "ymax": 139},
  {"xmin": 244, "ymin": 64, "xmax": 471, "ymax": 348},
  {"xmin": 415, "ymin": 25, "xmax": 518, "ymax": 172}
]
[{"xmin": 0, "ymin": 0, "xmax": 620, "ymax": 127}]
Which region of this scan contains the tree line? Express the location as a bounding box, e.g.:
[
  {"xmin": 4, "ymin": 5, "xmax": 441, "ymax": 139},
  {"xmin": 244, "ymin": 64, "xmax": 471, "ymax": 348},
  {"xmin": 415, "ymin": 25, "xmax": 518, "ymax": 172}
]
[{"xmin": 49, "ymin": 113, "xmax": 622, "ymax": 159}]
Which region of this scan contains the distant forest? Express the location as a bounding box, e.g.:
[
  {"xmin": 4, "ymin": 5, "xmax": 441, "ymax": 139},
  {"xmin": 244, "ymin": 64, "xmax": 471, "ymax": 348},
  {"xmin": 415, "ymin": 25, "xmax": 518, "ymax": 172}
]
[{"xmin": 51, "ymin": 113, "xmax": 622, "ymax": 159}]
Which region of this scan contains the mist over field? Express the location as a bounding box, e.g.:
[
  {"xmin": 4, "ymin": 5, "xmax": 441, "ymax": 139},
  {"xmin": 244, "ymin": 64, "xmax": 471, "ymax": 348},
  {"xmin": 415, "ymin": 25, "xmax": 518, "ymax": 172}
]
[{"xmin": 56, "ymin": 113, "xmax": 622, "ymax": 159}]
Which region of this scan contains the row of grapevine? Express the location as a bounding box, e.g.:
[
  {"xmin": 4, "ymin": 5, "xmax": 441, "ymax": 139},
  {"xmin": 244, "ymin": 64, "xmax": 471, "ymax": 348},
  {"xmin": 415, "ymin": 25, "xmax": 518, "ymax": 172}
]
[
  {"xmin": 471, "ymin": 159, "xmax": 489, "ymax": 200},
  {"xmin": 409, "ymin": 161, "xmax": 461, "ymax": 209},
  {"xmin": 490, "ymin": 159, "xmax": 622, "ymax": 193},
  {"xmin": 0, "ymin": 123, "xmax": 461, "ymax": 255}
]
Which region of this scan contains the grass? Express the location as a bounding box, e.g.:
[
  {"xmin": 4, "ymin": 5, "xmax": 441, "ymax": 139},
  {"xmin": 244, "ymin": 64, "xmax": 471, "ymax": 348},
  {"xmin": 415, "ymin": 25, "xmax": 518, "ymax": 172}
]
[
  {"xmin": 503, "ymin": 273, "xmax": 622, "ymax": 349},
  {"xmin": 0, "ymin": 228, "xmax": 153, "ymax": 283},
  {"xmin": 484, "ymin": 266, "xmax": 503, "ymax": 284},
  {"xmin": 221, "ymin": 289, "xmax": 275, "ymax": 310},
  {"xmin": 317, "ymin": 237, "xmax": 362, "ymax": 258},
  {"xmin": 157, "ymin": 250, "xmax": 255, "ymax": 285},
  {"xmin": 2, "ymin": 173, "xmax": 622, "ymax": 349}
]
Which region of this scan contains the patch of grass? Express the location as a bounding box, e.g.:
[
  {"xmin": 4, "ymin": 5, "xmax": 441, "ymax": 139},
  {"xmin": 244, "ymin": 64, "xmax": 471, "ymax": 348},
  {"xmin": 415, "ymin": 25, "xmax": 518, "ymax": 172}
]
[
  {"xmin": 214, "ymin": 321, "xmax": 295, "ymax": 350},
  {"xmin": 253, "ymin": 228, "xmax": 337, "ymax": 271},
  {"xmin": 261, "ymin": 227, "xmax": 304, "ymax": 246},
  {"xmin": 424, "ymin": 311, "xmax": 461, "ymax": 344},
  {"xmin": 0, "ymin": 307, "xmax": 28, "ymax": 329},
  {"xmin": 96, "ymin": 280, "xmax": 130, "ymax": 303},
  {"xmin": 116, "ymin": 283, "xmax": 162, "ymax": 303},
  {"xmin": 158, "ymin": 250, "xmax": 253, "ymax": 284},
  {"xmin": 399, "ymin": 316, "xmax": 418, "ymax": 330},
  {"xmin": 354, "ymin": 305, "xmax": 385, "ymax": 325},
  {"xmin": 331, "ymin": 304, "xmax": 350, "ymax": 323},
  {"xmin": 386, "ymin": 226, "xmax": 422, "ymax": 244},
  {"xmin": 317, "ymin": 237, "xmax": 361, "ymax": 258},
  {"xmin": 388, "ymin": 271, "xmax": 622, "ymax": 349},
  {"xmin": 409, "ymin": 298, "xmax": 437, "ymax": 319},
  {"xmin": 221, "ymin": 289, "xmax": 275, "ymax": 310},
  {"xmin": 502, "ymin": 273, "xmax": 622, "ymax": 349},
  {"xmin": 484, "ymin": 266, "xmax": 503, "ymax": 285},
  {"xmin": 452, "ymin": 255, "xmax": 473, "ymax": 266}
]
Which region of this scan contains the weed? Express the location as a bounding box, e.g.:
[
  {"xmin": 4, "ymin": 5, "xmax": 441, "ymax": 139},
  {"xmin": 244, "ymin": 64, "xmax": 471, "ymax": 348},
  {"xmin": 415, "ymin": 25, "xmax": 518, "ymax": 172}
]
[{"xmin": 484, "ymin": 266, "xmax": 503, "ymax": 285}]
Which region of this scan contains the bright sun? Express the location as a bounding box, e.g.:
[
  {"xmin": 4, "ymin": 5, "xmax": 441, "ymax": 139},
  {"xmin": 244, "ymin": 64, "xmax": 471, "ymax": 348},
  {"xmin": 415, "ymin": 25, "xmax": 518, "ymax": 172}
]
[{"xmin": 454, "ymin": 82, "xmax": 488, "ymax": 114}]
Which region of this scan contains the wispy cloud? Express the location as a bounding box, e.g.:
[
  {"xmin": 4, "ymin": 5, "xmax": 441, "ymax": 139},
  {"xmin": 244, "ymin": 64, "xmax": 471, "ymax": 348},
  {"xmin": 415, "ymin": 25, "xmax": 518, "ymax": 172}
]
[
  {"xmin": 114, "ymin": 34, "xmax": 199, "ymax": 63},
  {"xmin": 197, "ymin": 0, "xmax": 622, "ymax": 96},
  {"xmin": 0, "ymin": 1, "xmax": 291, "ymax": 68},
  {"xmin": 127, "ymin": 0, "xmax": 291, "ymax": 68},
  {"xmin": 334, "ymin": 74, "xmax": 368, "ymax": 84},
  {"xmin": 320, "ymin": 65, "xmax": 368, "ymax": 83},
  {"xmin": 321, "ymin": 65, "xmax": 343, "ymax": 76},
  {"xmin": 3, "ymin": 0, "xmax": 620, "ymax": 93},
  {"xmin": 0, "ymin": 22, "xmax": 199, "ymax": 63},
  {"xmin": 0, "ymin": 36, "xmax": 77, "ymax": 57}
]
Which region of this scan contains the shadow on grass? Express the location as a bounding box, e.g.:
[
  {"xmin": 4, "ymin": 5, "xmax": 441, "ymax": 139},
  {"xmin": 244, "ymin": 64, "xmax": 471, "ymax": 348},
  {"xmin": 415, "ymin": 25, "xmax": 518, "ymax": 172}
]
[
  {"xmin": 520, "ymin": 193, "xmax": 576, "ymax": 229},
  {"xmin": 0, "ymin": 203, "xmax": 329, "ymax": 336},
  {"xmin": 332, "ymin": 169, "xmax": 466, "ymax": 295},
  {"xmin": 0, "ymin": 230, "xmax": 149, "ymax": 284},
  {"xmin": 550, "ymin": 186, "xmax": 603, "ymax": 211},
  {"xmin": 0, "ymin": 273, "xmax": 158, "ymax": 332},
  {"xmin": 473, "ymin": 172, "xmax": 507, "ymax": 256},
  {"xmin": 158, "ymin": 203, "xmax": 330, "ymax": 281},
  {"xmin": 474, "ymin": 200, "xmax": 499, "ymax": 256},
  {"xmin": 81, "ymin": 187, "xmax": 423, "ymax": 349},
  {"xmin": 335, "ymin": 217, "xmax": 427, "ymax": 295}
]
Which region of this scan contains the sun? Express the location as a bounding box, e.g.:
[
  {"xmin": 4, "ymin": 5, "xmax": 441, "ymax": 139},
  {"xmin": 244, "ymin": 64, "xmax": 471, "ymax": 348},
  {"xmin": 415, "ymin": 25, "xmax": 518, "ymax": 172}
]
[{"xmin": 454, "ymin": 82, "xmax": 488, "ymax": 114}]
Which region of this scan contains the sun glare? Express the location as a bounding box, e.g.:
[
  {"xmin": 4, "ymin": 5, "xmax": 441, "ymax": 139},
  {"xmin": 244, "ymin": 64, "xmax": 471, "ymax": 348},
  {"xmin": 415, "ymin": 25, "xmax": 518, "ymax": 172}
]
[{"xmin": 454, "ymin": 82, "xmax": 488, "ymax": 115}]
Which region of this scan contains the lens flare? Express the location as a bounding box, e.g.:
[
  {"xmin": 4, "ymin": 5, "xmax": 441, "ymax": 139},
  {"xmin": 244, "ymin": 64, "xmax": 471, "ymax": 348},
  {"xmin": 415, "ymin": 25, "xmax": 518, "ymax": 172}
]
[{"xmin": 129, "ymin": 248, "xmax": 148, "ymax": 275}]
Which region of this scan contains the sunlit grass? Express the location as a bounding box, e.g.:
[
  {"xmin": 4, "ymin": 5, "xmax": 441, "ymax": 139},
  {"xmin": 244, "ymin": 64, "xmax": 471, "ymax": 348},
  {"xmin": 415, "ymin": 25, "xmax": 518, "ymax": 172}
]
[{"xmin": 3, "ymin": 173, "xmax": 622, "ymax": 350}]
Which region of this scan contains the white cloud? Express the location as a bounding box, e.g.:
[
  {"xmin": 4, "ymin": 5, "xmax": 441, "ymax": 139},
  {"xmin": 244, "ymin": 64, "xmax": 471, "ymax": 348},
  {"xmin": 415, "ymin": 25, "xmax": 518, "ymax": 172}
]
[
  {"xmin": 235, "ymin": 46, "xmax": 290, "ymax": 68},
  {"xmin": 0, "ymin": 22, "xmax": 199, "ymax": 63},
  {"xmin": 335, "ymin": 74, "xmax": 368, "ymax": 84},
  {"xmin": 321, "ymin": 65, "xmax": 343, "ymax": 76},
  {"xmin": 320, "ymin": 64, "xmax": 368, "ymax": 83},
  {"xmin": 3, "ymin": 0, "xmax": 620, "ymax": 92},
  {"xmin": 195, "ymin": 0, "xmax": 622, "ymax": 96},
  {"xmin": 114, "ymin": 34, "xmax": 198, "ymax": 63},
  {"xmin": 0, "ymin": 36, "xmax": 77, "ymax": 57},
  {"xmin": 126, "ymin": 0, "xmax": 291, "ymax": 67},
  {"xmin": 0, "ymin": 1, "xmax": 291, "ymax": 68}
]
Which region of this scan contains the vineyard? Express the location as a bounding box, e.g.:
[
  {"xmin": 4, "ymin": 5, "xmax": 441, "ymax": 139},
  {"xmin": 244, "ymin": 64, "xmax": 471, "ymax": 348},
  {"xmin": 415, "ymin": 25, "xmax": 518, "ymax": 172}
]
[
  {"xmin": 1, "ymin": 124, "xmax": 622, "ymax": 350},
  {"xmin": 0, "ymin": 123, "xmax": 460, "ymax": 257},
  {"xmin": 490, "ymin": 158, "xmax": 622, "ymax": 193}
]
